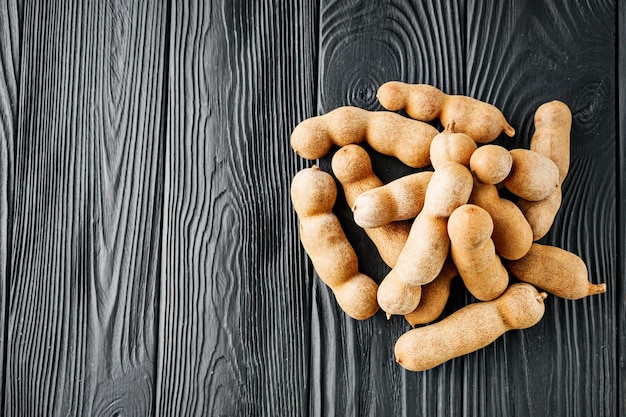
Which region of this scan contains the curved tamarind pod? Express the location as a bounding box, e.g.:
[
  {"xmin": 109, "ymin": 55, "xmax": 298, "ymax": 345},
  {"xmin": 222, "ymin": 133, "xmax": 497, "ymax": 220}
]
[
  {"xmin": 448, "ymin": 204, "xmax": 509, "ymax": 301},
  {"xmin": 291, "ymin": 166, "xmax": 379, "ymax": 320},
  {"xmin": 469, "ymin": 178, "xmax": 533, "ymax": 260},
  {"xmin": 395, "ymin": 283, "xmax": 547, "ymax": 372},
  {"xmin": 352, "ymin": 171, "xmax": 433, "ymax": 228},
  {"xmin": 507, "ymin": 243, "xmax": 606, "ymax": 300},
  {"xmin": 529, "ymin": 100, "xmax": 572, "ymax": 184},
  {"xmin": 517, "ymin": 101, "xmax": 572, "ymax": 240},
  {"xmin": 377, "ymin": 81, "xmax": 515, "ymax": 144},
  {"xmin": 290, "ymin": 106, "xmax": 438, "ymax": 168}
]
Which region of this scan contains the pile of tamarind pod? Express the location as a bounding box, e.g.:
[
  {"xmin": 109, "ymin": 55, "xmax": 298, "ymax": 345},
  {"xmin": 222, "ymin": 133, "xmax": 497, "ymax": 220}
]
[{"xmin": 289, "ymin": 81, "xmax": 607, "ymax": 372}]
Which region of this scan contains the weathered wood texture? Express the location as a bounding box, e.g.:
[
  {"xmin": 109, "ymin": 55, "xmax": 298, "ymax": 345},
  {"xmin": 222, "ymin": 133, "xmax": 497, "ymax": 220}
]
[
  {"xmin": 0, "ymin": 0, "xmax": 21, "ymax": 403},
  {"xmin": 6, "ymin": 1, "xmax": 166, "ymax": 415},
  {"xmin": 1, "ymin": 0, "xmax": 622, "ymax": 416},
  {"xmin": 156, "ymin": 1, "xmax": 317, "ymax": 416}
]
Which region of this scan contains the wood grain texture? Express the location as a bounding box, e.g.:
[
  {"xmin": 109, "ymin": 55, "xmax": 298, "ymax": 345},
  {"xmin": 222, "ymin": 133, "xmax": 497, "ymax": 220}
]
[
  {"xmin": 0, "ymin": 1, "xmax": 620, "ymax": 416},
  {"xmin": 315, "ymin": 1, "xmax": 466, "ymax": 416},
  {"xmin": 156, "ymin": 1, "xmax": 318, "ymax": 415},
  {"xmin": 6, "ymin": 1, "xmax": 166, "ymax": 415},
  {"xmin": 319, "ymin": 0, "xmax": 466, "ymax": 113},
  {"xmin": 0, "ymin": 0, "xmax": 21, "ymax": 405},
  {"xmin": 466, "ymin": 1, "xmax": 616, "ymax": 416}
]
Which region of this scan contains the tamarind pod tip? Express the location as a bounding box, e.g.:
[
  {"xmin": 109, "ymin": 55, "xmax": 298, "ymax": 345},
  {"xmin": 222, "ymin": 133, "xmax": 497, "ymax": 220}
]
[
  {"xmin": 504, "ymin": 123, "xmax": 516, "ymax": 137},
  {"xmin": 590, "ymin": 282, "xmax": 607, "ymax": 295}
]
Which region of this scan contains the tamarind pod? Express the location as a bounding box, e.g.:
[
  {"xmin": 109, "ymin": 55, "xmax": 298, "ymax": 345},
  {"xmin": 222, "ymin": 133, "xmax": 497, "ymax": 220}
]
[
  {"xmin": 507, "ymin": 243, "xmax": 606, "ymax": 300},
  {"xmin": 377, "ymin": 81, "xmax": 515, "ymax": 144},
  {"xmin": 395, "ymin": 283, "xmax": 547, "ymax": 371},
  {"xmin": 291, "ymin": 166, "xmax": 379, "ymax": 320},
  {"xmin": 291, "ymin": 106, "xmax": 438, "ymax": 168}
]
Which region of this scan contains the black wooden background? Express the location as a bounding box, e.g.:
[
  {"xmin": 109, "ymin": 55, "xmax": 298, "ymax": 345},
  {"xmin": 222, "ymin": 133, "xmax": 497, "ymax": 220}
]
[{"xmin": 0, "ymin": 1, "xmax": 623, "ymax": 416}]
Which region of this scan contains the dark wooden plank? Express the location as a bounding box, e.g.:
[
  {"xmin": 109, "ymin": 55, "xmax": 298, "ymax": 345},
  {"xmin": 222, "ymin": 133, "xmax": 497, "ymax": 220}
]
[
  {"xmin": 315, "ymin": 1, "xmax": 466, "ymax": 416},
  {"xmin": 155, "ymin": 1, "xmax": 318, "ymax": 415},
  {"xmin": 0, "ymin": 0, "xmax": 21, "ymax": 405},
  {"xmin": 466, "ymin": 1, "xmax": 616, "ymax": 416},
  {"xmin": 6, "ymin": 1, "xmax": 167, "ymax": 415},
  {"xmin": 618, "ymin": 0, "xmax": 626, "ymax": 414}
]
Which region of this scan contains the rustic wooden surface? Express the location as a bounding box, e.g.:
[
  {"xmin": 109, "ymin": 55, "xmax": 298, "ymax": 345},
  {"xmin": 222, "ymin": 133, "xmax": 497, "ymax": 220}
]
[
  {"xmin": 0, "ymin": 0, "xmax": 622, "ymax": 416},
  {"xmin": 157, "ymin": 2, "xmax": 316, "ymax": 416},
  {"xmin": 0, "ymin": 0, "xmax": 19, "ymax": 399},
  {"xmin": 4, "ymin": 1, "xmax": 166, "ymax": 415}
]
